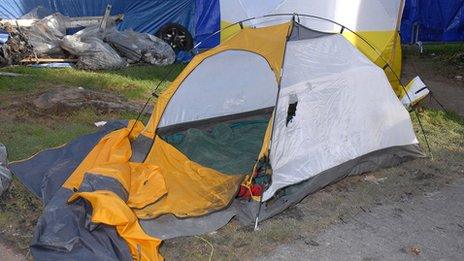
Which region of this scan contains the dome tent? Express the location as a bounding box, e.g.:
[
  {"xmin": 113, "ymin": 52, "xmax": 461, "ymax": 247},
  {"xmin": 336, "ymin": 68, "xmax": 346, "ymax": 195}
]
[{"xmin": 9, "ymin": 20, "xmax": 424, "ymax": 261}]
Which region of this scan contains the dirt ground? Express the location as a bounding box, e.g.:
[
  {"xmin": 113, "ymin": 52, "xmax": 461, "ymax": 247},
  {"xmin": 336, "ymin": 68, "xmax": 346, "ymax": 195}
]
[
  {"xmin": 259, "ymin": 178, "xmax": 464, "ymax": 261},
  {"xmin": 0, "ymin": 243, "xmax": 24, "ymax": 261},
  {"xmin": 1, "ymin": 46, "xmax": 463, "ymax": 260}
]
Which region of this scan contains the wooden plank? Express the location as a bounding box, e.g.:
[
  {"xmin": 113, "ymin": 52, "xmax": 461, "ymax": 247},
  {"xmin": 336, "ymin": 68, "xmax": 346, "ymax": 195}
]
[
  {"xmin": 20, "ymin": 58, "xmax": 78, "ymax": 63},
  {"xmin": 0, "ymin": 14, "xmax": 124, "ymax": 28}
]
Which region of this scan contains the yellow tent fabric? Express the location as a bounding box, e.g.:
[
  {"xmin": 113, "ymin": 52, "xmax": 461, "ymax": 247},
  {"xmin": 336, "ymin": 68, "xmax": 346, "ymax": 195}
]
[
  {"xmin": 63, "ymin": 120, "xmax": 144, "ymax": 191},
  {"xmin": 69, "ymin": 191, "xmax": 163, "ymax": 261},
  {"xmin": 63, "ymin": 121, "xmax": 167, "ymax": 260},
  {"xmin": 135, "ymin": 137, "xmax": 244, "ymax": 219}
]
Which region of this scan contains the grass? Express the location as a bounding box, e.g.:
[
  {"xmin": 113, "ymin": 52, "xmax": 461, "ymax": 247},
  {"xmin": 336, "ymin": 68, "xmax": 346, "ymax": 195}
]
[
  {"xmin": 414, "ymin": 110, "xmax": 464, "ymax": 152},
  {"xmin": 421, "ymin": 42, "xmax": 464, "ymax": 56},
  {"xmin": 403, "ymin": 42, "xmax": 464, "ymax": 57},
  {"xmin": 1, "ymin": 109, "xmax": 141, "ymax": 161},
  {"xmin": 0, "ymin": 64, "xmax": 185, "ymax": 100}
]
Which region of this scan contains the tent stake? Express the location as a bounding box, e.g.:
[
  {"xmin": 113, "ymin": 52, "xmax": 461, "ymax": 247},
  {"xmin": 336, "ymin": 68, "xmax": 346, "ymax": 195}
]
[
  {"xmin": 254, "ymin": 155, "xmax": 270, "ymax": 231},
  {"xmin": 254, "ymin": 199, "xmax": 263, "ymax": 231}
]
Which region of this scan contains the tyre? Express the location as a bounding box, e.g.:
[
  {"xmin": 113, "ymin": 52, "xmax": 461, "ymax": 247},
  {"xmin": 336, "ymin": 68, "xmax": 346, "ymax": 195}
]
[{"xmin": 156, "ymin": 23, "xmax": 193, "ymax": 52}]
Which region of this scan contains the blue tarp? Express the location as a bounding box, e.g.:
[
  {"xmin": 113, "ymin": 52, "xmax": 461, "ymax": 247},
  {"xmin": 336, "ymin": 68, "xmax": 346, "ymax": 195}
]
[
  {"xmin": 402, "ymin": 0, "xmax": 464, "ymax": 43},
  {"xmin": 0, "ymin": 0, "xmax": 220, "ymax": 50}
]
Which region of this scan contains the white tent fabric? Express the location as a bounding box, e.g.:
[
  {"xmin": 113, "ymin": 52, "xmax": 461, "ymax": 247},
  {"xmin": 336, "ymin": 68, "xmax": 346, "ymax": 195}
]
[
  {"xmin": 220, "ymin": 0, "xmax": 404, "ymax": 31},
  {"xmin": 159, "ymin": 50, "xmax": 278, "ymax": 128},
  {"xmin": 264, "ymin": 35, "xmax": 418, "ymax": 200}
]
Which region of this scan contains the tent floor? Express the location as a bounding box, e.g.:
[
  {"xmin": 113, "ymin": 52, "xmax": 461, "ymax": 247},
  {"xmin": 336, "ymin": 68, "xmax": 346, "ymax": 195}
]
[{"xmin": 160, "ymin": 113, "xmax": 271, "ymax": 175}]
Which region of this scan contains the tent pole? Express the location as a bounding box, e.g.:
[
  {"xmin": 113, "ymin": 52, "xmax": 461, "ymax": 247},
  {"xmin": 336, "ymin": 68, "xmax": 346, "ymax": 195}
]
[
  {"xmin": 389, "ymin": 0, "xmax": 405, "ymax": 66},
  {"xmin": 254, "ymin": 21, "xmax": 294, "ymax": 231}
]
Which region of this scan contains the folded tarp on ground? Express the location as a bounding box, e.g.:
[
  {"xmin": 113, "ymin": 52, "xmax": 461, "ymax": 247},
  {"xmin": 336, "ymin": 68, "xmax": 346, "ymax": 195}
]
[
  {"xmin": 8, "ymin": 120, "xmax": 245, "ymax": 260},
  {"xmin": 9, "ymin": 121, "xmax": 133, "ymax": 260}
]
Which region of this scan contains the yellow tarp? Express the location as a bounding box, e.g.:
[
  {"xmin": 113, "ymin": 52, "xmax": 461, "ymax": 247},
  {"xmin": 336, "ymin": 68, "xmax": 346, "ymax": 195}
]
[
  {"xmin": 135, "ymin": 137, "xmax": 244, "ymax": 219},
  {"xmin": 69, "ymin": 191, "xmax": 163, "ymax": 261}
]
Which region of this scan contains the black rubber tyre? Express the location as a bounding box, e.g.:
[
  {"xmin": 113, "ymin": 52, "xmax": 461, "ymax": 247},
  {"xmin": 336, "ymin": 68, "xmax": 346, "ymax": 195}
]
[{"xmin": 156, "ymin": 23, "xmax": 194, "ymax": 52}]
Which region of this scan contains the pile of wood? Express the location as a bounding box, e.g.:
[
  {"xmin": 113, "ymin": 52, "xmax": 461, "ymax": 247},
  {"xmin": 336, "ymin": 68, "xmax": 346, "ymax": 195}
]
[{"xmin": 0, "ymin": 22, "xmax": 34, "ymax": 66}]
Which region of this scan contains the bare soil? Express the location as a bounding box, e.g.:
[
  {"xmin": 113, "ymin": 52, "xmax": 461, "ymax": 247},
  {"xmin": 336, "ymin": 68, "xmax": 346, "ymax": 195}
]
[{"xmin": 0, "ymin": 243, "xmax": 25, "ymax": 261}]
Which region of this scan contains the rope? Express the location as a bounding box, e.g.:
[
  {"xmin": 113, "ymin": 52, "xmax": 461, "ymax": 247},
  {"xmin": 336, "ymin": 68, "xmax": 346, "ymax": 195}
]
[
  {"xmin": 128, "ymin": 65, "xmax": 180, "ymax": 137},
  {"xmin": 195, "ymin": 236, "xmax": 215, "ymax": 261},
  {"xmin": 408, "ymin": 49, "xmax": 448, "ymax": 113},
  {"xmin": 385, "ymin": 64, "xmax": 434, "ymax": 158}
]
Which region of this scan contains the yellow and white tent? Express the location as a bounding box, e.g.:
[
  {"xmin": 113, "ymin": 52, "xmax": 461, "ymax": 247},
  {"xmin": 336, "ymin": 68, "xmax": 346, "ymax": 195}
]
[{"xmin": 10, "ymin": 14, "xmax": 424, "ymax": 261}]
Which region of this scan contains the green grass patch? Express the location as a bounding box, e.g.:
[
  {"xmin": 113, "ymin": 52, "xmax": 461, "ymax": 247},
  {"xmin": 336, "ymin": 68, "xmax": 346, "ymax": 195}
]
[
  {"xmin": 0, "ymin": 64, "xmax": 185, "ymax": 100},
  {"xmin": 422, "ymin": 43, "xmax": 464, "ymax": 56},
  {"xmin": 412, "ymin": 109, "xmax": 464, "ymax": 158},
  {"xmin": 1, "ymin": 109, "xmax": 143, "ymax": 161}
]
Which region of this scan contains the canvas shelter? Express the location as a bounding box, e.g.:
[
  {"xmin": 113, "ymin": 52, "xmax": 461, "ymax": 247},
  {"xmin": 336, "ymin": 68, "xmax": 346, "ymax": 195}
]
[
  {"xmin": 8, "ymin": 16, "xmax": 425, "ymax": 261},
  {"xmin": 401, "ymin": 0, "xmax": 464, "ymax": 43}
]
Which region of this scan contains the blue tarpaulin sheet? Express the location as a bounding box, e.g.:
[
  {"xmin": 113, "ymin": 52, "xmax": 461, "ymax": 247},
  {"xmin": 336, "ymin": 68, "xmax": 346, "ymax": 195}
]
[
  {"xmin": 0, "ymin": 0, "xmax": 220, "ymax": 50},
  {"xmin": 401, "ymin": 0, "xmax": 464, "ymax": 42}
]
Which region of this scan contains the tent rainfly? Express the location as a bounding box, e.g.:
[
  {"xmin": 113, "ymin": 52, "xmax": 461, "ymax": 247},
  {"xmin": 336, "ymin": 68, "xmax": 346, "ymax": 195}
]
[{"xmin": 10, "ymin": 21, "xmax": 424, "ymax": 261}]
